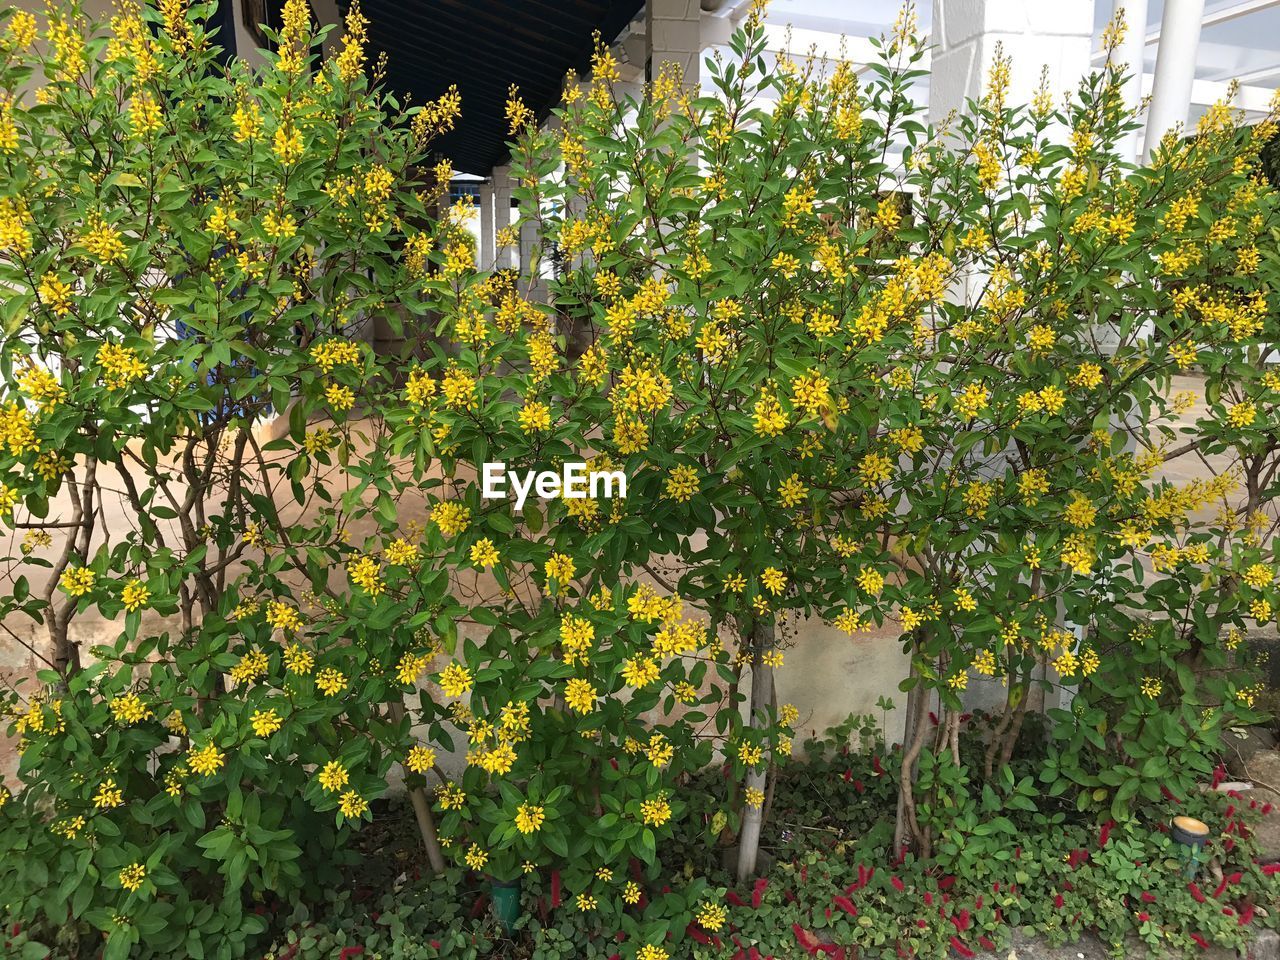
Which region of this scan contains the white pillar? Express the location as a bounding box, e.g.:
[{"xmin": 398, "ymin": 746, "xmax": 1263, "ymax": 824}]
[
  {"xmin": 1112, "ymin": 0, "xmax": 1150, "ymax": 162},
  {"xmin": 1143, "ymin": 0, "xmax": 1205, "ymax": 159},
  {"xmin": 929, "ymin": 0, "xmax": 1096, "ymax": 127},
  {"xmin": 647, "ymin": 0, "xmax": 701, "ymax": 85},
  {"xmin": 478, "ymin": 181, "xmax": 495, "ymax": 270},
  {"xmin": 491, "ymin": 165, "xmax": 513, "ymax": 271}
]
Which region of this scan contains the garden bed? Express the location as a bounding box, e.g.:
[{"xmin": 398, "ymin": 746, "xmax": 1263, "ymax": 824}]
[{"xmin": 237, "ymin": 721, "xmax": 1280, "ymax": 960}]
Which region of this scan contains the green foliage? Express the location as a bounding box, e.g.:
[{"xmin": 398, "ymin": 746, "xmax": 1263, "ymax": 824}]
[{"xmin": 0, "ymin": 0, "xmax": 1277, "ymax": 956}]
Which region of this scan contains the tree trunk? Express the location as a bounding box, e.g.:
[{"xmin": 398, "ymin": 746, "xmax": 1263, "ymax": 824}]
[
  {"xmin": 736, "ymin": 619, "xmax": 775, "ymax": 883},
  {"xmin": 388, "ymin": 701, "xmax": 446, "ymax": 872},
  {"xmin": 894, "ymin": 638, "xmax": 931, "ymax": 855}
]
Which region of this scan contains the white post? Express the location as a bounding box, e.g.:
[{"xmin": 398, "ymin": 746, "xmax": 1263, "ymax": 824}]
[
  {"xmin": 929, "ymin": 0, "xmax": 1096, "ymax": 127},
  {"xmin": 478, "ymin": 181, "xmax": 495, "ymax": 270},
  {"xmin": 491, "ymin": 164, "xmax": 513, "ymax": 271},
  {"xmin": 647, "ymin": 0, "xmax": 702, "ymax": 85},
  {"xmin": 1112, "ymin": 0, "xmax": 1150, "ymax": 162},
  {"xmin": 1143, "ymin": 0, "xmax": 1206, "ymax": 159}
]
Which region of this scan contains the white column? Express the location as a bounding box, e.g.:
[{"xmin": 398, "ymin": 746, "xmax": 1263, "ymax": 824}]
[
  {"xmin": 491, "ymin": 165, "xmax": 513, "ymax": 271},
  {"xmin": 647, "ymin": 0, "xmax": 702, "ymax": 85},
  {"xmin": 929, "ymin": 0, "xmax": 1096, "ymax": 127},
  {"xmin": 1143, "ymin": 0, "xmax": 1205, "ymax": 159},
  {"xmin": 1112, "ymin": 0, "xmax": 1150, "ymax": 161},
  {"xmin": 478, "ymin": 181, "xmax": 495, "ymax": 270}
]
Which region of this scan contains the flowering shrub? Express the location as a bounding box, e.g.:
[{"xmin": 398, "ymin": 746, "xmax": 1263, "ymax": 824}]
[{"xmin": 0, "ymin": 0, "xmax": 1278, "ymax": 957}]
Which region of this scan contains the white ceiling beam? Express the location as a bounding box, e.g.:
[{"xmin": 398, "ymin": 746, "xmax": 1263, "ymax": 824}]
[
  {"xmin": 759, "ymin": 24, "xmax": 931, "ymax": 70},
  {"xmin": 1142, "ymin": 71, "xmax": 1277, "ymax": 111},
  {"xmin": 1210, "ymin": 61, "xmax": 1280, "ymax": 82},
  {"xmin": 1093, "ymin": 0, "xmax": 1280, "ymax": 60}
]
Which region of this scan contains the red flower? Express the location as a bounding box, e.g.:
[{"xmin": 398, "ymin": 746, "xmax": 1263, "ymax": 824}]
[
  {"xmin": 793, "ymin": 924, "xmax": 820, "ymax": 955},
  {"xmin": 1188, "ymin": 883, "xmax": 1206, "ymax": 904},
  {"xmin": 833, "ymin": 896, "xmax": 858, "ymax": 917},
  {"xmin": 891, "ymin": 876, "xmax": 906, "ymax": 892},
  {"xmin": 1053, "ymin": 894, "xmax": 1064, "ymax": 909},
  {"xmin": 1141, "ymin": 892, "xmax": 1156, "ymax": 903},
  {"xmin": 1189, "ymin": 933, "xmax": 1209, "ymax": 950},
  {"xmin": 949, "ymin": 935, "xmax": 975, "ymax": 958},
  {"xmin": 1098, "ymin": 821, "xmax": 1114, "ymax": 848},
  {"xmin": 1137, "ymin": 912, "xmax": 1150, "ymax": 922},
  {"xmin": 727, "ymin": 891, "xmax": 746, "ymax": 907},
  {"xmin": 551, "ymin": 870, "xmax": 562, "ymax": 908},
  {"xmin": 752, "ymin": 878, "xmax": 768, "ymax": 908},
  {"xmin": 338, "ymin": 949, "xmax": 364, "ymax": 960}
]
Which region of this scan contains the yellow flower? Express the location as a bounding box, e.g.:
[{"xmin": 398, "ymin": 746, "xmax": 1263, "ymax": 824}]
[
  {"xmin": 665, "ymin": 465, "xmax": 699, "ymax": 502},
  {"xmin": 470, "ymin": 538, "xmax": 500, "ymax": 568},
  {"xmin": 621, "ymin": 655, "xmax": 660, "ymax": 688},
  {"xmin": 229, "ymin": 649, "xmax": 269, "ymax": 684},
  {"xmin": 283, "ymin": 643, "xmax": 314, "ymax": 675},
  {"xmin": 577, "ymin": 893, "xmax": 598, "ymax": 911},
  {"xmin": 761, "ymin": 567, "xmax": 786, "ymax": 596},
  {"xmin": 515, "ymin": 802, "xmax": 545, "ymax": 834},
  {"xmin": 119, "ymin": 863, "xmax": 146, "ymax": 893},
  {"xmin": 697, "ymin": 902, "xmax": 728, "ymax": 931},
  {"xmin": 18, "ymin": 360, "xmax": 67, "ymax": 405},
  {"xmin": 396, "ymin": 652, "xmax": 428, "ymax": 685},
  {"xmin": 121, "ymin": 579, "xmax": 150, "ymax": 612},
  {"xmin": 60, "ymin": 567, "xmax": 96, "ymax": 597},
  {"xmin": 273, "ymin": 121, "xmax": 304, "ymax": 164},
  {"xmin": 623, "ymin": 881, "xmax": 641, "ymax": 904},
  {"xmin": 1139, "ymin": 676, "xmax": 1163, "ymax": 698},
  {"xmin": 752, "ymin": 388, "xmax": 787, "ymax": 437},
  {"xmin": 339, "ymin": 790, "xmax": 368, "ymax": 818},
  {"xmin": 545, "ymin": 552, "xmax": 576, "ymax": 584},
  {"xmin": 439, "ymin": 662, "xmax": 473, "ymax": 697},
  {"xmin": 325, "ymin": 383, "xmax": 355, "ymax": 412},
  {"xmin": 857, "ymin": 567, "xmax": 884, "ymax": 596},
  {"xmin": 778, "ymin": 473, "xmax": 808, "ymax": 508},
  {"xmin": 1227, "ymin": 401, "xmax": 1256, "ymax": 428},
  {"xmin": 1243, "ymin": 564, "xmax": 1273, "ymax": 590},
  {"xmin": 188, "ymin": 742, "xmax": 225, "ymax": 776},
  {"xmin": 406, "ymin": 745, "xmax": 437, "ymax": 774},
  {"xmin": 639, "ymin": 793, "xmax": 671, "ymax": 827},
  {"xmin": 638, "ymin": 945, "xmax": 669, "ymax": 960},
  {"xmin": 109, "ymin": 692, "xmax": 151, "ymax": 725},
  {"xmin": 318, "ymin": 760, "xmax": 348, "ymax": 793},
  {"xmin": 266, "ymin": 601, "xmax": 302, "ymax": 632},
  {"xmin": 464, "ymin": 843, "xmax": 488, "ymax": 870},
  {"xmin": 251, "ymin": 709, "xmax": 282, "ymax": 737},
  {"xmin": 347, "ymin": 554, "xmax": 384, "ymax": 595},
  {"xmin": 564, "ymin": 678, "xmax": 597, "ymax": 714},
  {"xmin": 384, "ymin": 538, "xmax": 419, "ymax": 566},
  {"xmin": 94, "ymin": 779, "xmax": 124, "ymax": 809},
  {"xmin": 431, "ymin": 500, "xmax": 471, "ymax": 537},
  {"xmin": 316, "ymin": 667, "xmax": 346, "ymax": 696},
  {"xmin": 518, "ymin": 401, "xmax": 552, "ymax": 432}
]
